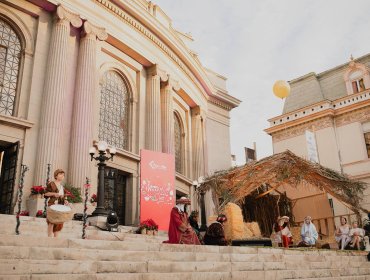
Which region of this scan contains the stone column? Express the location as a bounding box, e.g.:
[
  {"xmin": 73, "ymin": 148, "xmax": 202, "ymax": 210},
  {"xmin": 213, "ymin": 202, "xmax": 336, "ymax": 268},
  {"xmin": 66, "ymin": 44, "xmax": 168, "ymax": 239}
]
[
  {"xmin": 34, "ymin": 6, "xmax": 82, "ymax": 184},
  {"xmin": 145, "ymin": 65, "xmax": 167, "ymax": 151},
  {"xmin": 68, "ymin": 22, "xmax": 108, "ymax": 190},
  {"xmin": 191, "ymin": 106, "xmax": 205, "ymax": 180},
  {"xmin": 161, "ymin": 78, "xmax": 180, "ymax": 154}
]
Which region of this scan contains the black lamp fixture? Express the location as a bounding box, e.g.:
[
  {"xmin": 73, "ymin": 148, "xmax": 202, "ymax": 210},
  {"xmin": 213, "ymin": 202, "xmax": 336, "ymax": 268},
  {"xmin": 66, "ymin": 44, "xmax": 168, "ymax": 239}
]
[
  {"xmin": 89, "ymin": 140, "xmax": 116, "ymax": 217},
  {"xmin": 106, "ymin": 210, "xmax": 119, "ymax": 232}
]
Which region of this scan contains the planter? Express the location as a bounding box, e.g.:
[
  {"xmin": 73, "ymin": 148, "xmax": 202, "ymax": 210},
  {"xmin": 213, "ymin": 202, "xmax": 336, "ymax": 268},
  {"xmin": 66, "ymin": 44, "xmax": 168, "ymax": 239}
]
[
  {"xmin": 141, "ymin": 228, "xmax": 147, "ymax": 235},
  {"xmin": 146, "ymin": 230, "xmax": 153, "ymax": 235},
  {"xmin": 26, "ymin": 196, "xmax": 45, "ymax": 217},
  {"xmin": 153, "ymin": 230, "xmax": 158, "ymax": 236},
  {"xmin": 30, "ymin": 194, "xmax": 43, "ymax": 199}
]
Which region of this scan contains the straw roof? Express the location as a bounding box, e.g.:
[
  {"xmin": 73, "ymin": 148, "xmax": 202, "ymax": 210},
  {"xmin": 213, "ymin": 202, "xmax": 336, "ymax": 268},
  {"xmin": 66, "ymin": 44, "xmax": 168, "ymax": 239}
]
[{"xmin": 198, "ymin": 150, "xmax": 368, "ymax": 214}]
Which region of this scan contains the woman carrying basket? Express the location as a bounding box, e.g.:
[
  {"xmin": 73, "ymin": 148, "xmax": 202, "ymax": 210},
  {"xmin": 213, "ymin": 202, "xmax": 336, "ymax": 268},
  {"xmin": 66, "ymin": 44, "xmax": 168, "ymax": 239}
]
[{"xmin": 44, "ymin": 169, "xmax": 68, "ymax": 237}]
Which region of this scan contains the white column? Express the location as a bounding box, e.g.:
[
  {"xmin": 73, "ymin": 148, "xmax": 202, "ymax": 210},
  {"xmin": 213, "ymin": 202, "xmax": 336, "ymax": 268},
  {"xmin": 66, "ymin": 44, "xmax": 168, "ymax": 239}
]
[
  {"xmin": 146, "ymin": 66, "xmax": 167, "ymax": 151},
  {"xmin": 34, "ymin": 6, "xmax": 82, "ymax": 184},
  {"xmin": 161, "ymin": 78, "xmax": 180, "ymax": 154},
  {"xmin": 68, "ymin": 22, "xmax": 108, "ymax": 190},
  {"xmin": 191, "ymin": 106, "xmax": 205, "ymax": 180}
]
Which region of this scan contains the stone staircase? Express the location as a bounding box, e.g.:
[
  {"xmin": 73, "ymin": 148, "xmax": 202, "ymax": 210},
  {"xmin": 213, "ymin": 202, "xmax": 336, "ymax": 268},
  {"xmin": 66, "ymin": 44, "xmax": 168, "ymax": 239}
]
[{"xmin": 0, "ymin": 214, "xmax": 369, "ymax": 279}]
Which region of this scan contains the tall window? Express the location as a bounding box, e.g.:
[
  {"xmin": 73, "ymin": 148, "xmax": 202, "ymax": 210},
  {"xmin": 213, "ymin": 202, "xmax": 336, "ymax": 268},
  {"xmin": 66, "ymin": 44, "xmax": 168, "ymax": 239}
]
[
  {"xmin": 352, "ymin": 78, "xmax": 365, "ymax": 93},
  {"xmin": 365, "ymin": 132, "xmax": 370, "ymax": 158},
  {"xmin": 0, "ymin": 18, "xmax": 22, "ymax": 116},
  {"xmin": 174, "ymin": 113, "xmax": 183, "ymax": 173},
  {"xmin": 99, "ymin": 71, "xmax": 129, "ymax": 150}
]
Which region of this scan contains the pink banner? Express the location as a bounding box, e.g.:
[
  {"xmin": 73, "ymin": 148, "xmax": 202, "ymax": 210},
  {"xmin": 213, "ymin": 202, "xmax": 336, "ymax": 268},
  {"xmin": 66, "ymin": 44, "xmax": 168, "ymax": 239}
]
[{"xmin": 140, "ymin": 149, "xmax": 175, "ymax": 231}]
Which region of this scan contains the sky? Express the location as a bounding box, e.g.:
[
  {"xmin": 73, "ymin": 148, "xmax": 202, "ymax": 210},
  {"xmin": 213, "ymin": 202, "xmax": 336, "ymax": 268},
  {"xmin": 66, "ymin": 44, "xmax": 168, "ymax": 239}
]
[{"xmin": 154, "ymin": 0, "xmax": 370, "ymax": 164}]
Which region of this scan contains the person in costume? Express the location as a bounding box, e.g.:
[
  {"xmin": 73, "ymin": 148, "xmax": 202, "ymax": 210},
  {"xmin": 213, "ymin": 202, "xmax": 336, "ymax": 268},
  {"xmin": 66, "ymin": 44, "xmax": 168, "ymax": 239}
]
[
  {"xmin": 203, "ymin": 214, "xmax": 228, "ymax": 246},
  {"xmin": 300, "ymin": 216, "xmax": 318, "ymax": 246},
  {"xmin": 189, "ymin": 210, "xmax": 203, "ymax": 244},
  {"xmin": 349, "ymin": 221, "xmax": 365, "ymax": 250},
  {"xmin": 44, "ymin": 169, "xmax": 68, "ymax": 237},
  {"xmin": 165, "ymin": 197, "xmax": 200, "ymax": 245},
  {"xmin": 335, "ymin": 216, "xmax": 351, "ymax": 250},
  {"xmin": 272, "ymin": 216, "xmax": 292, "ymax": 248}
]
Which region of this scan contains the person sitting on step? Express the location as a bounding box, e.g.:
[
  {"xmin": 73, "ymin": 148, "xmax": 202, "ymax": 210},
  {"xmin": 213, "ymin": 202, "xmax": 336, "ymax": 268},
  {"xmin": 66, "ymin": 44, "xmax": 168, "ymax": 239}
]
[
  {"xmin": 203, "ymin": 214, "xmax": 228, "ymax": 246},
  {"xmin": 349, "ymin": 221, "xmax": 365, "ymax": 250},
  {"xmin": 335, "ymin": 216, "xmax": 351, "ymax": 250},
  {"xmin": 188, "ymin": 210, "xmax": 203, "ymax": 244},
  {"xmin": 299, "ymin": 216, "xmax": 318, "ymax": 246}
]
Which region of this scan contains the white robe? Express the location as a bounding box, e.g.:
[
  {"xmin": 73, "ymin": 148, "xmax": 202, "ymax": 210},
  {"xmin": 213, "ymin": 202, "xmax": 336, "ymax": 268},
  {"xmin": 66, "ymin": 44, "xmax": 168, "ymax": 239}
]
[{"xmin": 301, "ymin": 222, "xmax": 318, "ymax": 245}]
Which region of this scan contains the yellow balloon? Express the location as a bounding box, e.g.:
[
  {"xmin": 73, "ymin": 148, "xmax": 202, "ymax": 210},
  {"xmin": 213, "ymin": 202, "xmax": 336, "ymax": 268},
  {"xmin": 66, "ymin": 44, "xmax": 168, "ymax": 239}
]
[{"xmin": 273, "ymin": 80, "xmax": 291, "ymax": 99}]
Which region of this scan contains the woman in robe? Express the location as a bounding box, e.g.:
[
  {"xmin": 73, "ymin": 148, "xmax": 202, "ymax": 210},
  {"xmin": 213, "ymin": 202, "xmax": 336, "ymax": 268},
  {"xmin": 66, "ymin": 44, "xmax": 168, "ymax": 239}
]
[
  {"xmin": 189, "ymin": 210, "xmax": 203, "ymax": 244},
  {"xmin": 164, "ymin": 197, "xmax": 200, "ymax": 245},
  {"xmin": 300, "ymin": 216, "xmax": 318, "ymax": 246},
  {"xmin": 204, "ymin": 214, "xmax": 228, "ymax": 246},
  {"xmin": 335, "ymin": 216, "xmax": 351, "ymax": 250},
  {"xmin": 273, "ymin": 216, "xmax": 292, "ymax": 248},
  {"xmin": 44, "ymin": 169, "xmax": 68, "ymax": 237}
]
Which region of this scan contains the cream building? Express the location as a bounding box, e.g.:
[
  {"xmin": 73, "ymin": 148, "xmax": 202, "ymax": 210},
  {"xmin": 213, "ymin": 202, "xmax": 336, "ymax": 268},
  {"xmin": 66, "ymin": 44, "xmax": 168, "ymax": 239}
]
[
  {"xmin": 265, "ymin": 55, "xmax": 370, "ymax": 225},
  {"xmin": 0, "ymin": 0, "xmax": 240, "ymax": 225}
]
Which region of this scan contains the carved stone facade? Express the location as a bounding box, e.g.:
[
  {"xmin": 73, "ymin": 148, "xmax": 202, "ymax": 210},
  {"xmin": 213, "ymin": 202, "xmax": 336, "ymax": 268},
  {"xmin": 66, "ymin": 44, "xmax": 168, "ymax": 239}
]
[
  {"xmin": 0, "ymin": 0, "xmax": 240, "ymax": 222},
  {"xmin": 267, "ymin": 56, "xmax": 370, "ymax": 215}
]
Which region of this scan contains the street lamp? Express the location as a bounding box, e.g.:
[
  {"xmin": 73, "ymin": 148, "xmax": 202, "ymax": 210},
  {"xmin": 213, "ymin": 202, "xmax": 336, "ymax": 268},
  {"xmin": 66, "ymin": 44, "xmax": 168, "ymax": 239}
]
[
  {"xmin": 90, "ymin": 141, "xmax": 116, "ymax": 216},
  {"xmin": 193, "ymin": 177, "xmax": 207, "ymax": 232}
]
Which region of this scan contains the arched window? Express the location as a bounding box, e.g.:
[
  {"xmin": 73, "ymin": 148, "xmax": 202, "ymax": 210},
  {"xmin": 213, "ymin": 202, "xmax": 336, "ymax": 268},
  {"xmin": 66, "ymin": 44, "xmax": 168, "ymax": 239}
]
[
  {"xmin": 0, "ymin": 18, "xmax": 22, "ymax": 116},
  {"xmin": 174, "ymin": 113, "xmax": 184, "ymax": 173},
  {"xmin": 99, "ymin": 70, "xmax": 129, "ymax": 150}
]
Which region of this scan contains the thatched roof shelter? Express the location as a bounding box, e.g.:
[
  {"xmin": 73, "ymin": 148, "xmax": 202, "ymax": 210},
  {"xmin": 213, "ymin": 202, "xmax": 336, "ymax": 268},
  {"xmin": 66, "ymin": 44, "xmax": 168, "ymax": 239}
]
[{"xmin": 198, "ymin": 150, "xmax": 368, "ymax": 215}]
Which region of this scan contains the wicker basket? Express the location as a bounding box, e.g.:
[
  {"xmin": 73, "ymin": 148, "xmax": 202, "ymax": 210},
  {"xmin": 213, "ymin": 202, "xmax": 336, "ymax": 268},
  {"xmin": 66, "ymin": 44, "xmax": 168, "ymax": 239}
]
[{"xmin": 46, "ymin": 204, "xmax": 73, "ymax": 224}]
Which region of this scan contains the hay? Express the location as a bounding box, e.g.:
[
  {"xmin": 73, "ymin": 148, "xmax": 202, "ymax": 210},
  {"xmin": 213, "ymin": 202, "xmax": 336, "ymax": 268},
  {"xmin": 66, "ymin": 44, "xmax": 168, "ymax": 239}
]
[
  {"xmin": 246, "ymin": 222, "xmax": 262, "ymax": 237},
  {"xmin": 223, "ymin": 203, "xmax": 250, "ymax": 240}
]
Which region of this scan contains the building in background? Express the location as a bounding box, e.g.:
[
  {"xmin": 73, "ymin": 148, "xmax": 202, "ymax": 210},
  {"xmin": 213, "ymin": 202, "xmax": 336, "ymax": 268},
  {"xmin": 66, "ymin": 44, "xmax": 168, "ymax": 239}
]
[
  {"xmin": 0, "ymin": 0, "xmax": 240, "ymax": 224},
  {"xmin": 265, "ymin": 54, "xmax": 370, "ymax": 224}
]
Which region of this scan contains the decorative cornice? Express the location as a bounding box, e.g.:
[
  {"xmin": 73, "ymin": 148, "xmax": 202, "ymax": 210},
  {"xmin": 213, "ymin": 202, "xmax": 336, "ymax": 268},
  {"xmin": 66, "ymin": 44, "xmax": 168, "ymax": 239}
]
[
  {"xmin": 83, "ymin": 21, "xmax": 108, "ymax": 41},
  {"xmin": 94, "ymin": 0, "xmax": 210, "ymax": 97},
  {"xmin": 163, "ymin": 76, "xmax": 181, "ymax": 92},
  {"xmin": 208, "ymin": 96, "xmax": 233, "ymax": 111},
  {"xmin": 335, "ymin": 106, "xmax": 370, "ymax": 127},
  {"xmin": 56, "ymin": 5, "xmax": 82, "ymax": 28},
  {"xmin": 271, "ymin": 116, "xmax": 333, "ymax": 143}
]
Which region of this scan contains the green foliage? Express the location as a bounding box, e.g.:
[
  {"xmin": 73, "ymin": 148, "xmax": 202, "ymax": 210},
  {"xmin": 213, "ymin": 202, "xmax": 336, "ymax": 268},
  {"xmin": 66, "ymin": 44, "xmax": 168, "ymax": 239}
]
[{"xmin": 64, "ymin": 183, "xmax": 82, "ymax": 203}]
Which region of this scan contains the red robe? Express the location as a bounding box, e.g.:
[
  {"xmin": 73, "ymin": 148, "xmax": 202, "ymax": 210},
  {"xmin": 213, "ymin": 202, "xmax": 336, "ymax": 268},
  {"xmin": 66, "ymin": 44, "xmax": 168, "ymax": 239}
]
[{"xmin": 165, "ymin": 207, "xmax": 200, "ymax": 245}]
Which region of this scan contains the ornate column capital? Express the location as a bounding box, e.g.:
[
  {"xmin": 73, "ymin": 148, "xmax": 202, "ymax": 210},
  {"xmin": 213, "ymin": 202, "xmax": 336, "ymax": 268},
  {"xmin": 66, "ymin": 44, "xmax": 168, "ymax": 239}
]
[
  {"xmin": 163, "ymin": 76, "xmax": 181, "ymax": 92},
  {"xmin": 56, "ymin": 5, "xmax": 83, "ymax": 28},
  {"xmin": 147, "ymin": 64, "xmax": 168, "ymax": 82},
  {"xmin": 191, "ymin": 106, "xmax": 206, "ymax": 120},
  {"xmin": 83, "ymin": 21, "xmax": 108, "ymax": 41}
]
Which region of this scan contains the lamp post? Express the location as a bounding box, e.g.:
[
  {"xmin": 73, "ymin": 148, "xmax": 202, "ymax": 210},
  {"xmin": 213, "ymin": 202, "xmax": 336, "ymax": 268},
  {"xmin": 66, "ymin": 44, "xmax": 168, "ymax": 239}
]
[
  {"xmin": 194, "ymin": 176, "xmax": 207, "ymax": 232},
  {"xmin": 89, "ymin": 141, "xmax": 116, "ymax": 216}
]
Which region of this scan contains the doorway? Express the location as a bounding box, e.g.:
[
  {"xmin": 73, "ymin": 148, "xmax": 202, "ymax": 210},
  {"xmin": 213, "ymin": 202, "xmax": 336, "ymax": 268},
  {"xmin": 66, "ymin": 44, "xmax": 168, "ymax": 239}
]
[
  {"xmin": 0, "ymin": 141, "xmax": 19, "ymax": 214},
  {"xmin": 103, "ymin": 167, "xmax": 127, "ymax": 225}
]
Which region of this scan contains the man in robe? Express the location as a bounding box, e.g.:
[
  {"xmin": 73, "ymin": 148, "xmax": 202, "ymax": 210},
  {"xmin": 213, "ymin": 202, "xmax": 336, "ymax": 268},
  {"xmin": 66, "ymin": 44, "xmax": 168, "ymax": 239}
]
[
  {"xmin": 164, "ymin": 197, "xmax": 200, "ymax": 245},
  {"xmin": 273, "ymin": 216, "xmax": 292, "ymax": 248},
  {"xmin": 300, "ymin": 216, "xmax": 318, "ymax": 246}
]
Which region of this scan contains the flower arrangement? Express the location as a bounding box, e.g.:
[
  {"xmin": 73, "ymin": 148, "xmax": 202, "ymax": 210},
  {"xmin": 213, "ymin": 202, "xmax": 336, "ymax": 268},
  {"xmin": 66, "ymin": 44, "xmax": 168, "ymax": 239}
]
[
  {"xmin": 30, "ymin": 186, "xmax": 45, "ymax": 195},
  {"xmin": 19, "ymin": 210, "xmax": 29, "ymax": 216},
  {"xmin": 36, "ymin": 210, "xmax": 44, "ymax": 218},
  {"xmin": 90, "ymin": 194, "xmax": 97, "ymax": 204},
  {"xmin": 140, "ymin": 219, "xmax": 159, "ymax": 231},
  {"xmin": 63, "ymin": 184, "xmax": 82, "ymax": 203}
]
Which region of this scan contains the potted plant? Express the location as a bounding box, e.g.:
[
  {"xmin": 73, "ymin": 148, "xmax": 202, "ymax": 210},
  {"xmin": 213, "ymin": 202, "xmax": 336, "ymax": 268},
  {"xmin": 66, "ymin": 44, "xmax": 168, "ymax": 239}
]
[
  {"xmin": 139, "ymin": 219, "xmax": 159, "ymax": 235},
  {"xmin": 27, "ymin": 186, "xmax": 46, "ymax": 217},
  {"xmin": 36, "ymin": 210, "xmax": 44, "ymax": 218},
  {"xmin": 19, "ymin": 210, "xmax": 29, "ymax": 216},
  {"xmin": 30, "ymin": 186, "xmax": 45, "ymax": 198}
]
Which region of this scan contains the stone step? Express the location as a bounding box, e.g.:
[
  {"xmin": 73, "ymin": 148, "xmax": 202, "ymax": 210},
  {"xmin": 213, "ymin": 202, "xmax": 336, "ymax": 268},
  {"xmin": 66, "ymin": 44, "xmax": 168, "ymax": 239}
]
[
  {"xmin": 2, "ymin": 259, "xmax": 369, "ymax": 276},
  {"xmin": 0, "ymin": 272, "xmax": 369, "ymax": 280},
  {"xmin": 0, "ymin": 246, "xmax": 230, "ymax": 262}
]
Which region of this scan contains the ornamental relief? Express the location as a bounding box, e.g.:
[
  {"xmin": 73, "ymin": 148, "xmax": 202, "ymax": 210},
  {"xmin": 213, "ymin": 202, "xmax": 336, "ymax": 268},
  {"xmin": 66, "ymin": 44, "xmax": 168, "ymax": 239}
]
[
  {"xmin": 335, "ymin": 106, "xmax": 370, "ymax": 127},
  {"xmin": 272, "ymin": 116, "xmax": 333, "ymax": 143}
]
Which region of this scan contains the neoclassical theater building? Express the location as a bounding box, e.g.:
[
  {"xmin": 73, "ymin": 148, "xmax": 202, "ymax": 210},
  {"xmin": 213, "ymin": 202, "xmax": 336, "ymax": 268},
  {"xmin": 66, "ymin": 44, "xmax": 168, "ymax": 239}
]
[{"xmin": 0, "ymin": 0, "xmax": 240, "ymax": 224}]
